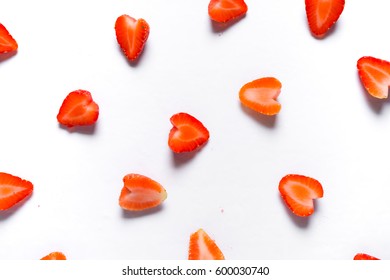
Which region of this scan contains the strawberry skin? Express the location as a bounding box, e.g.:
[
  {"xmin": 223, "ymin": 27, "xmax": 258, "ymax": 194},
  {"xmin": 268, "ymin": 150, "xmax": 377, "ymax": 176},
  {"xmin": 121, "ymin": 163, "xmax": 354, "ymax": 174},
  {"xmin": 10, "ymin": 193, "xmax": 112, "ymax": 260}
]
[
  {"xmin": 305, "ymin": 0, "xmax": 345, "ymax": 38},
  {"xmin": 0, "ymin": 23, "xmax": 18, "ymax": 53},
  {"xmin": 357, "ymin": 56, "xmax": 390, "ymax": 99},
  {"xmin": 119, "ymin": 174, "xmax": 167, "ymax": 211},
  {"xmin": 279, "ymin": 174, "xmax": 323, "ymax": 217},
  {"xmin": 41, "ymin": 252, "xmax": 67, "ymax": 260},
  {"xmin": 188, "ymin": 229, "xmax": 225, "ymax": 260},
  {"xmin": 115, "ymin": 14, "xmax": 150, "ymax": 61},
  {"xmin": 239, "ymin": 77, "xmax": 282, "ymax": 115},
  {"xmin": 0, "ymin": 172, "xmax": 33, "ymax": 210},
  {"xmin": 57, "ymin": 90, "xmax": 99, "ymax": 128},
  {"xmin": 208, "ymin": 0, "xmax": 248, "ymax": 23},
  {"xmin": 168, "ymin": 113, "xmax": 210, "ymax": 153}
]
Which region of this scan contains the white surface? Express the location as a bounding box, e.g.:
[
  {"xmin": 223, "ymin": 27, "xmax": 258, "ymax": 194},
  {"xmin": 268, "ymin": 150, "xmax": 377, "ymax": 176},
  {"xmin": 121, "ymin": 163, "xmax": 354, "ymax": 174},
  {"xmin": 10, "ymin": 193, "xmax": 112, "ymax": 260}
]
[{"xmin": 0, "ymin": 0, "xmax": 389, "ymax": 260}]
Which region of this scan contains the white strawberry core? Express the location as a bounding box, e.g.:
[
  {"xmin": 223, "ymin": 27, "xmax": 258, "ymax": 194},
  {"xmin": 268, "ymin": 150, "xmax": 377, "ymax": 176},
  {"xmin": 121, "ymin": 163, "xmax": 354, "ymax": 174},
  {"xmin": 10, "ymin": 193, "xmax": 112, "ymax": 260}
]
[
  {"xmin": 284, "ymin": 182, "xmax": 315, "ymax": 207},
  {"xmin": 125, "ymin": 186, "xmax": 163, "ymax": 203},
  {"xmin": 244, "ymin": 88, "xmax": 280, "ymax": 104},
  {"xmin": 123, "ymin": 16, "xmax": 138, "ymax": 54},
  {"xmin": 196, "ymin": 231, "xmax": 215, "ymax": 260}
]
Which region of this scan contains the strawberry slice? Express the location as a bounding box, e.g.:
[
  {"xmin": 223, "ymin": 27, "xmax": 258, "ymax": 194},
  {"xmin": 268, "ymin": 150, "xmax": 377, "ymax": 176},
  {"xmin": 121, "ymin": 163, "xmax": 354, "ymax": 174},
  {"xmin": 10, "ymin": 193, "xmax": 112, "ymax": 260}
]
[
  {"xmin": 357, "ymin": 56, "xmax": 390, "ymax": 99},
  {"xmin": 208, "ymin": 0, "xmax": 248, "ymax": 23},
  {"xmin": 57, "ymin": 89, "xmax": 99, "ymax": 128},
  {"xmin": 188, "ymin": 229, "xmax": 225, "ymax": 260},
  {"xmin": 279, "ymin": 174, "xmax": 323, "ymax": 217},
  {"xmin": 0, "ymin": 23, "xmax": 18, "ymax": 53},
  {"xmin": 119, "ymin": 174, "xmax": 167, "ymax": 211},
  {"xmin": 239, "ymin": 77, "xmax": 282, "ymax": 115},
  {"xmin": 354, "ymin": 253, "xmax": 380, "ymax": 260},
  {"xmin": 305, "ymin": 0, "xmax": 345, "ymax": 38},
  {"xmin": 168, "ymin": 113, "xmax": 210, "ymax": 153},
  {"xmin": 115, "ymin": 14, "xmax": 150, "ymax": 61},
  {"xmin": 0, "ymin": 172, "xmax": 33, "ymax": 211},
  {"xmin": 40, "ymin": 252, "xmax": 67, "ymax": 260}
]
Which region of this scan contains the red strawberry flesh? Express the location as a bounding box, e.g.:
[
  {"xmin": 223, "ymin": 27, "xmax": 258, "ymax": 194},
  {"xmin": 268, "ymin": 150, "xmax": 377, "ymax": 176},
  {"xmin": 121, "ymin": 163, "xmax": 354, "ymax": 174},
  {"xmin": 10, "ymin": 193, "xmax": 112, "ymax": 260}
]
[
  {"xmin": 354, "ymin": 253, "xmax": 380, "ymax": 260},
  {"xmin": 208, "ymin": 0, "xmax": 248, "ymax": 23},
  {"xmin": 305, "ymin": 0, "xmax": 345, "ymax": 38},
  {"xmin": 0, "ymin": 172, "xmax": 33, "ymax": 211},
  {"xmin": 57, "ymin": 90, "xmax": 99, "ymax": 128},
  {"xmin": 168, "ymin": 113, "xmax": 210, "ymax": 153},
  {"xmin": 119, "ymin": 174, "xmax": 167, "ymax": 211},
  {"xmin": 279, "ymin": 174, "xmax": 323, "ymax": 217},
  {"xmin": 188, "ymin": 229, "xmax": 225, "ymax": 260},
  {"xmin": 115, "ymin": 15, "xmax": 149, "ymax": 61},
  {"xmin": 239, "ymin": 77, "xmax": 282, "ymax": 115},
  {"xmin": 0, "ymin": 24, "xmax": 18, "ymax": 53},
  {"xmin": 357, "ymin": 56, "xmax": 390, "ymax": 99}
]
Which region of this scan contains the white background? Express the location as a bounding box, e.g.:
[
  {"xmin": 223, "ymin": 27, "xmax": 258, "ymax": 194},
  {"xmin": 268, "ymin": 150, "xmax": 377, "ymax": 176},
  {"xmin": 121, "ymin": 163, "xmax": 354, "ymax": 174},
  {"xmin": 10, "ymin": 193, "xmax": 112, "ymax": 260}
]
[{"xmin": 0, "ymin": 0, "xmax": 389, "ymax": 260}]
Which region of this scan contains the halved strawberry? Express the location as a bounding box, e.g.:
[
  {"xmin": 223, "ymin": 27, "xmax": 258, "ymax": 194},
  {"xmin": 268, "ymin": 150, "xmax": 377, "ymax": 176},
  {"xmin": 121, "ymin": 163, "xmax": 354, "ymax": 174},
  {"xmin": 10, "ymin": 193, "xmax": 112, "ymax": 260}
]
[
  {"xmin": 0, "ymin": 23, "xmax": 18, "ymax": 53},
  {"xmin": 0, "ymin": 172, "xmax": 33, "ymax": 211},
  {"xmin": 119, "ymin": 174, "xmax": 167, "ymax": 211},
  {"xmin": 40, "ymin": 252, "xmax": 67, "ymax": 260},
  {"xmin": 57, "ymin": 89, "xmax": 99, "ymax": 128},
  {"xmin": 188, "ymin": 229, "xmax": 225, "ymax": 260},
  {"xmin": 354, "ymin": 253, "xmax": 380, "ymax": 260},
  {"xmin": 305, "ymin": 0, "xmax": 345, "ymax": 38},
  {"xmin": 168, "ymin": 113, "xmax": 210, "ymax": 153},
  {"xmin": 208, "ymin": 0, "xmax": 248, "ymax": 23},
  {"xmin": 239, "ymin": 77, "xmax": 282, "ymax": 115},
  {"xmin": 115, "ymin": 14, "xmax": 149, "ymax": 61},
  {"xmin": 357, "ymin": 56, "xmax": 390, "ymax": 99},
  {"xmin": 279, "ymin": 174, "xmax": 323, "ymax": 217}
]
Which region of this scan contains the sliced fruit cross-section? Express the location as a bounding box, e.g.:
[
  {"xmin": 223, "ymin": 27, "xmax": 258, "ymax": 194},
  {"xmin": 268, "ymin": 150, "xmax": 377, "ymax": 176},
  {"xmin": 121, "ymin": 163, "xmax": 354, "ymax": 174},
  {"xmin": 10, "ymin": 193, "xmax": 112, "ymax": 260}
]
[
  {"xmin": 115, "ymin": 14, "xmax": 149, "ymax": 61},
  {"xmin": 57, "ymin": 89, "xmax": 99, "ymax": 128},
  {"xmin": 239, "ymin": 77, "xmax": 282, "ymax": 115},
  {"xmin": 279, "ymin": 174, "xmax": 323, "ymax": 217},
  {"xmin": 0, "ymin": 23, "xmax": 18, "ymax": 53},
  {"xmin": 41, "ymin": 252, "xmax": 67, "ymax": 260},
  {"xmin": 188, "ymin": 229, "xmax": 225, "ymax": 260},
  {"xmin": 353, "ymin": 253, "xmax": 380, "ymax": 260},
  {"xmin": 357, "ymin": 56, "xmax": 390, "ymax": 99},
  {"xmin": 305, "ymin": 0, "xmax": 345, "ymax": 38},
  {"xmin": 119, "ymin": 174, "xmax": 167, "ymax": 211},
  {"xmin": 168, "ymin": 113, "xmax": 210, "ymax": 153},
  {"xmin": 208, "ymin": 0, "xmax": 248, "ymax": 23},
  {"xmin": 0, "ymin": 172, "xmax": 33, "ymax": 211}
]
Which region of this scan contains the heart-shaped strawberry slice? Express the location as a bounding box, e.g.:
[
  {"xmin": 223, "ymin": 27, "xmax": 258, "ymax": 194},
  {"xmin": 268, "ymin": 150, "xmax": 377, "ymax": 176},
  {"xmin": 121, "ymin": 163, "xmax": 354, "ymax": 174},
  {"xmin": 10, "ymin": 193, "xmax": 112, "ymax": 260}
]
[
  {"xmin": 115, "ymin": 14, "xmax": 149, "ymax": 62},
  {"xmin": 239, "ymin": 77, "xmax": 282, "ymax": 115},
  {"xmin": 305, "ymin": 0, "xmax": 345, "ymax": 38},
  {"xmin": 357, "ymin": 56, "xmax": 390, "ymax": 99},
  {"xmin": 119, "ymin": 174, "xmax": 167, "ymax": 211},
  {"xmin": 208, "ymin": 0, "xmax": 248, "ymax": 23},
  {"xmin": 188, "ymin": 228, "xmax": 225, "ymax": 260},
  {"xmin": 57, "ymin": 89, "xmax": 99, "ymax": 128},
  {"xmin": 0, "ymin": 23, "xmax": 18, "ymax": 53},
  {"xmin": 168, "ymin": 112, "xmax": 210, "ymax": 153},
  {"xmin": 279, "ymin": 174, "xmax": 323, "ymax": 217},
  {"xmin": 0, "ymin": 172, "xmax": 33, "ymax": 211}
]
